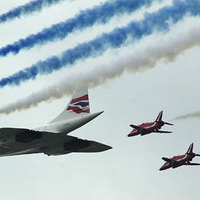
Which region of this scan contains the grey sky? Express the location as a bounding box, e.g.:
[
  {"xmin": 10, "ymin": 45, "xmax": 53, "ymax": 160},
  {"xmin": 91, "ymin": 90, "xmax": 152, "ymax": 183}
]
[{"xmin": 0, "ymin": 0, "xmax": 200, "ymax": 200}]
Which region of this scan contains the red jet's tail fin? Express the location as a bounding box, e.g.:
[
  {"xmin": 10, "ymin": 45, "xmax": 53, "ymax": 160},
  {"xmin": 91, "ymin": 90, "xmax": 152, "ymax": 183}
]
[
  {"xmin": 186, "ymin": 143, "xmax": 194, "ymax": 154},
  {"xmin": 155, "ymin": 111, "xmax": 173, "ymax": 125},
  {"xmin": 155, "ymin": 111, "xmax": 163, "ymax": 122}
]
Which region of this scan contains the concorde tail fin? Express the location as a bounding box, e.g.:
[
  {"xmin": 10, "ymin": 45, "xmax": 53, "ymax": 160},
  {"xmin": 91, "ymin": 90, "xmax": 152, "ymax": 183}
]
[{"xmin": 49, "ymin": 89, "xmax": 90, "ymax": 123}]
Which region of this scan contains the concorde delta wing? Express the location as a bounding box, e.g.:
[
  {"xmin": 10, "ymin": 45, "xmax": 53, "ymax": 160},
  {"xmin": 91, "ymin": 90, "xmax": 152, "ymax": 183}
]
[
  {"xmin": 0, "ymin": 128, "xmax": 111, "ymax": 157},
  {"xmin": 41, "ymin": 135, "xmax": 112, "ymax": 156}
]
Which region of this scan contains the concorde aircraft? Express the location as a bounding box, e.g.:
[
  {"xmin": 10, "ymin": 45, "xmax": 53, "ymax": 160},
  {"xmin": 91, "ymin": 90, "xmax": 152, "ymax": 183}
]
[
  {"xmin": 0, "ymin": 89, "xmax": 111, "ymax": 156},
  {"xmin": 160, "ymin": 143, "xmax": 200, "ymax": 170},
  {"xmin": 128, "ymin": 111, "xmax": 173, "ymax": 137}
]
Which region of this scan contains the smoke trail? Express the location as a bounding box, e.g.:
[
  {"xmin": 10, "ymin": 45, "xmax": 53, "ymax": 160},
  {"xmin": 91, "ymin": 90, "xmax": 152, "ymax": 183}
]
[
  {"xmin": 0, "ymin": 0, "xmax": 65, "ymax": 24},
  {"xmin": 173, "ymin": 112, "xmax": 200, "ymax": 121},
  {"xmin": 0, "ymin": 0, "xmax": 200, "ymax": 88},
  {"xmin": 0, "ymin": 20, "xmax": 200, "ymax": 113},
  {"xmin": 0, "ymin": 0, "xmax": 157, "ymax": 57}
]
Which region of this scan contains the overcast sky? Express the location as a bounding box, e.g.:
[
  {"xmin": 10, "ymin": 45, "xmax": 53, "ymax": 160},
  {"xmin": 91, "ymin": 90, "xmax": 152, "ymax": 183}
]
[{"xmin": 0, "ymin": 0, "xmax": 200, "ymax": 200}]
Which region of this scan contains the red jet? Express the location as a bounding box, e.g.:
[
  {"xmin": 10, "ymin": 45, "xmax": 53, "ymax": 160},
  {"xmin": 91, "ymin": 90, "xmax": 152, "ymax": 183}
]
[
  {"xmin": 160, "ymin": 143, "xmax": 200, "ymax": 170},
  {"xmin": 128, "ymin": 111, "xmax": 173, "ymax": 137}
]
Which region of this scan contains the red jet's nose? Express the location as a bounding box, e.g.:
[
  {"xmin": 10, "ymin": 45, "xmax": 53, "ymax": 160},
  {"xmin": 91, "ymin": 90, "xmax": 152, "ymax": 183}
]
[
  {"xmin": 128, "ymin": 131, "xmax": 136, "ymax": 137},
  {"xmin": 128, "ymin": 133, "xmax": 133, "ymax": 137},
  {"xmin": 159, "ymin": 162, "xmax": 171, "ymax": 171},
  {"xmin": 128, "ymin": 129, "xmax": 139, "ymax": 137},
  {"xmin": 159, "ymin": 166, "xmax": 165, "ymax": 171}
]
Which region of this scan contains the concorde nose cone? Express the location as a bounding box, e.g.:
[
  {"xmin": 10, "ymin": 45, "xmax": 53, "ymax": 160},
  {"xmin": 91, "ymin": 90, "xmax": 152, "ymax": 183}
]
[
  {"xmin": 96, "ymin": 143, "xmax": 112, "ymax": 152},
  {"xmin": 103, "ymin": 144, "xmax": 112, "ymax": 151},
  {"xmin": 87, "ymin": 141, "xmax": 112, "ymax": 152}
]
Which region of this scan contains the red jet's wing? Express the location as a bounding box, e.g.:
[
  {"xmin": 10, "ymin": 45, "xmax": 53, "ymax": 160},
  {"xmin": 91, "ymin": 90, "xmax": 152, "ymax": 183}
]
[
  {"xmin": 184, "ymin": 162, "xmax": 200, "ymax": 166},
  {"xmin": 162, "ymin": 157, "xmax": 178, "ymax": 165},
  {"xmin": 154, "ymin": 130, "xmax": 172, "ymax": 133},
  {"xmin": 130, "ymin": 124, "xmax": 145, "ymax": 132}
]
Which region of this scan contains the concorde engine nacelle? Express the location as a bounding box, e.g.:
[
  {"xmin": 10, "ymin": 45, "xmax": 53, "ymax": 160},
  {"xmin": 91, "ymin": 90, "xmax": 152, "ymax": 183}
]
[
  {"xmin": 15, "ymin": 130, "xmax": 42, "ymax": 143},
  {"xmin": 0, "ymin": 129, "xmax": 15, "ymax": 145},
  {"xmin": 42, "ymin": 138, "xmax": 91, "ymax": 156},
  {"xmin": 0, "ymin": 128, "xmax": 43, "ymax": 144}
]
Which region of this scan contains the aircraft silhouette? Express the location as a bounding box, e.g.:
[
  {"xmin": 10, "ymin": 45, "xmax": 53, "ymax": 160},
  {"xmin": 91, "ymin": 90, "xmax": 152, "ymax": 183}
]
[
  {"xmin": 160, "ymin": 143, "xmax": 200, "ymax": 170},
  {"xmin": 0, "ymin": 89, "xmax": 111, "ymax": 157},
  {"xmin": 128, "ymin": 111, "xmax": 173, "ymax": 137}
]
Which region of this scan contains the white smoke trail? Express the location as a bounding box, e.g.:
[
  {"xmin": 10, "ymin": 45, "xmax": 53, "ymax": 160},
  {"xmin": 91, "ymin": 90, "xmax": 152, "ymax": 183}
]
[
  {"xmin": 0, "ymin": 18, "xmax": 200, "ymax": 114},
  {"xmin": 173, "ymin": 112, "xmax": 200, "ymax": 121}
]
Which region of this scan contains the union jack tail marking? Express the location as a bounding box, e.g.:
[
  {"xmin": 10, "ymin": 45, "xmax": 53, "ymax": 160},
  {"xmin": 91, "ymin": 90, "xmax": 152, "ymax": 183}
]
[{"xmin": 67, "ymin": 94, "xmax": 90, "ymax": 114}]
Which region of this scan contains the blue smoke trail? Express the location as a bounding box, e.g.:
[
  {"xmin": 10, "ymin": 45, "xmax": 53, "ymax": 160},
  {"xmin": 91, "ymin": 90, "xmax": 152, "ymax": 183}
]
[
  {"xmin": 0, "ymin": 0, "xmax": 156, "ymax": 57},
  {"xmin": 0, "ymin": 0, "xmax": 200, "ymax": 88},
  {"xmin": 0, "ymin": 0, "xmax": 65, "ymax": 24}
]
